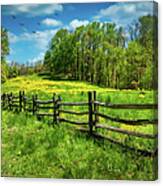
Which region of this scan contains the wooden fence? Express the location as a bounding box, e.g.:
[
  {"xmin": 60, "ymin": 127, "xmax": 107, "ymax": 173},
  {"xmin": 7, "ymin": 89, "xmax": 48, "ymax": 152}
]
[{"xmin": 1, "ymin": 91, "xmax": 158, "ymax": 157}]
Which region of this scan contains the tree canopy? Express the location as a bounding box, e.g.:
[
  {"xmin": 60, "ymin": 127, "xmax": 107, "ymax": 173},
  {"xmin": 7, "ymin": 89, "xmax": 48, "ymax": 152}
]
[
  {"xmin": 1, "ymin": 27, "xmax": 10, "ymax": 83},
  {"xmin": 44, "ymin": 15, "xmax": 157, "ymax": 90}
]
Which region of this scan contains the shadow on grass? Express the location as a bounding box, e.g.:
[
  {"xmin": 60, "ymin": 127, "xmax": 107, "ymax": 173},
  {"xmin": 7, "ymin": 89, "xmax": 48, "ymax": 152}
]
[{"xmin": 38, "ymin": 72, "xmax": 80, "ymax": 82}]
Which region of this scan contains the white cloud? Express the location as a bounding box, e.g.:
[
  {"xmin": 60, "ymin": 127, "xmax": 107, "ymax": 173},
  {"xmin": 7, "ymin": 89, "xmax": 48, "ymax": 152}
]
[
  {"xmin": 8, "ymin": 32, "xmax": 19, "ymax": 43},
  {"xmin": 3, "ymin": 4, "xmax": 63, "ymax": 17},
  {"xmin": 69, "ymin": 19, "xmax": 89, "ymax": 30},
  {"xmin": 42, "ymin": 18, "xmax": 62, "ymax": 27},
  {"xmin": 93, "ymin": 2, "xmax": 154, "ymax": 27},
  {"xmin": 29, "ymin": 52, "xmax": 45, "ymax": 64},
  {"xmin": 9, "ymin": 29, "xmax": 58, "ymax": 51}
]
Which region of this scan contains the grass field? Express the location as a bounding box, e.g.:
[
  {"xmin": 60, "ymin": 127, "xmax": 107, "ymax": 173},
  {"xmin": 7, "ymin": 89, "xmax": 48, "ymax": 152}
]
[{"xmin": 1, "ymin": 75, "xmax": 158, "ymax": 180}]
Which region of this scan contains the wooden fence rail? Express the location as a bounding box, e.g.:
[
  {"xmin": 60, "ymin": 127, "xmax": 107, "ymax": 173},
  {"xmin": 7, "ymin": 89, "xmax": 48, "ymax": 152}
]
[
  {"xmin": 1, "ymin": 90, "xmax": 158, "ymax": 157},
  {"xmin": 94, "ymin": 101, "xmax": 158, "ymax": 109},
  {"xmin": 58, "ymin": 102, "xmax": 88, "ymax": 106},
  {"xmin": 59, "ymin": 109, "xmax": 88, "ymax": 115},
  {"xmin": 94, "ymin": 112, "xmax": 158, "ymax": 125},
  {"xmin": 95, "ymin": 124, "xmax": 157, "ymax": 139}
]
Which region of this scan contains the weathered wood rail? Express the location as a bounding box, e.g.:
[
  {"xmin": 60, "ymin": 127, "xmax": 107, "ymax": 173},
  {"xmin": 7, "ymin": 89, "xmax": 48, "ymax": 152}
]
[
  {"xmin": 94, "ymin": 101, "xmax": 158, "ymax": 109},
  {"xmin": 1, "ymin": 91, "xmax": 158, "ymax": 157}
]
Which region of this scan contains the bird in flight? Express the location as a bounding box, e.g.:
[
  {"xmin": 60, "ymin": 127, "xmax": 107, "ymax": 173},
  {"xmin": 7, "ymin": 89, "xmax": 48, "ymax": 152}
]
[
  {"xmin": 19, "ymin": 23, "xmax": 25, "ymax": 27},
  {"xmin": 11, "ymin": 15, "xmax": 16, "ymax": 19}
]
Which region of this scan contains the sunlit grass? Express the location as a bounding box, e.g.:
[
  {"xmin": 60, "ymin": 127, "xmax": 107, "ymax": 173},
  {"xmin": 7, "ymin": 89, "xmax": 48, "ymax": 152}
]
[
  {"xmin": 2, "ymin": 111, "xmax": 157, "ymax": 180},
  {"xmin": 2, "ymin": 74, "xmax": 115, "ymax": 94},
  {"xmin": 1, "ymin": 75, "xmax": 158, "ymax": 180}
]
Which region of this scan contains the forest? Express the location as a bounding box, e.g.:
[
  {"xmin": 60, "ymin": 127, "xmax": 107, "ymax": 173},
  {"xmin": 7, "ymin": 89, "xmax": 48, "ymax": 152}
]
[
  {"xmin": 44, "ymin": 15, "xmax": 158, "ymax": 89},
  {"xmin": 2, "ymin": 15, "xmax": 158, "ymax": 90}
]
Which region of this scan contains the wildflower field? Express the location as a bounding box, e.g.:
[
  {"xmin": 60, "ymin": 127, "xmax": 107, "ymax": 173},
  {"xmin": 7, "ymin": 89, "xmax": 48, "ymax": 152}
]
[{"xmin": 1, "ymin": 75, "xmax": 157, "ymax": 180}]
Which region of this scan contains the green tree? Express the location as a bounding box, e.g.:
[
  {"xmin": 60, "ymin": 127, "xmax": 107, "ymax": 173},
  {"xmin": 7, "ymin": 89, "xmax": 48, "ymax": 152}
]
[
  {"xmin": 1, "ymin": 27, "xmax": 10, "ymax": 83},
  {"xmin": 43, "ymin": 15, "xmax": 157, "ymax": 90}
]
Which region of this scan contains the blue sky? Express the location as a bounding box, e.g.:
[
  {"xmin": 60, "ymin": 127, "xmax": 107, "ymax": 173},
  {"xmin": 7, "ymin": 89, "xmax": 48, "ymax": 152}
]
[{"xmin": 1, "ymin": 2, "xmax": 155, "ymax": 64}]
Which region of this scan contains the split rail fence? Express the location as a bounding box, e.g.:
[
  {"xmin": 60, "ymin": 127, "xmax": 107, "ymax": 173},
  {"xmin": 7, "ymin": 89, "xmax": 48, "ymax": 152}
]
[{"xmin": 1, "ymin": 91, "xmax": 158, "ymax": 157}]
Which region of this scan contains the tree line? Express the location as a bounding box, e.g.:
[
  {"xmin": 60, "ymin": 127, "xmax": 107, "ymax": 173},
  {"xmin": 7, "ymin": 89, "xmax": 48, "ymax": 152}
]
[
  {"xmin": 1, "ymin": 15, "xmax": 157, "ymax": 90},
  {"xmin": 44, "ymin": 15, "xmax": 157, "ymax": 89},
  {"xmin": 1, "ymin": 27, "xmax": 44, "ymax": 83}
]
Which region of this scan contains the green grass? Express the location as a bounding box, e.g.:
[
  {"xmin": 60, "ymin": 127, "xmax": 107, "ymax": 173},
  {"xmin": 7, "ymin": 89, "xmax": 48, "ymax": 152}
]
[
  {"xmin": 1, "ymin": 75, "xmax": 158, "ymax": 180},
  {"xmin": 1, "ymin": 111, "xmax": 157, "ymax": 180}
]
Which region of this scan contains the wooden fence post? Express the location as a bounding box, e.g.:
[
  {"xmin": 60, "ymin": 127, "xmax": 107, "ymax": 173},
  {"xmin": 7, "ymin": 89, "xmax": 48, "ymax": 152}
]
[
  {"xmin": 88, "ymin": 91, "xmax": 93, "ymax": 135},
  {"xmin": 19, "ymin": 91, "xmax": 22, "ymax": 112},
  {"xmin": 32, "ymin": 95, "xmax": 35, "ymax": 115},
  {"xmin": 1, "ymin": 94, "xmax": 3, "ymax": 108},
  {"xmin": 35, "ymin": 94, "xmax": 38, "ymax": 115},
  {"xmin": 22, "ymin": 91, "xmax": 26, "ymax": 111},
  {"xmin": 57, "ymin": 95, "xmax": 62, "ymax": 124},
  {"xmin": 2, "ymin": 93, "xmax": 6, "ymax": 108},
  {"xmin": 4, "ymin": 94, "xmax": 7, "ymax": 108},
  {"xmin": 53, "ymin": 93, "xmax": 57, "ymax": 124},
  {"xmin": 6, "ymin": 94, "xmax": 9, "ymax": 110},
  {"xmin": 9, "ymin": 92, "xmax": 13, "ymax": 111},
  {"xmin": 93, "ymin": 91, "xmax": 99, "ymax": 127}
]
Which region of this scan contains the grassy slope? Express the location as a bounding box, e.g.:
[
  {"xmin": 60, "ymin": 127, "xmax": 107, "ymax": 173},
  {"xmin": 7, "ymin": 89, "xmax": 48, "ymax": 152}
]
[{"xmin": 1, "ymin": 75, "xmax": 158, "ymax": 180}]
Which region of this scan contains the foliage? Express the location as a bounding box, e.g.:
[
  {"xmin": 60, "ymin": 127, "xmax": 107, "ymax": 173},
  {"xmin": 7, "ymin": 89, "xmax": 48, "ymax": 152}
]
[
  {"xmin": 1, "ymin": 27, "xmax": 10, "ymax": 83},
  {"xmin": 44, "ymin": 15, "xmax": 157, "ymax": 90},
  {"xmin": 1, "ymin": 27, "xmax": 10, "ymax": 59}
]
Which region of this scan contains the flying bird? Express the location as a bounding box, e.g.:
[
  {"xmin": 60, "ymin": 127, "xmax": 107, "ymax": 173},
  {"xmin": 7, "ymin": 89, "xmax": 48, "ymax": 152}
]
[
  {"xmin": 12, "ymin": 15, "xmax": 16, "ymax": 19},
  {"xmin": 19, "ymin": 23, "xmax": 25, "ymax": 26},
  {"xmin": 32, "ymin": 31, "xmax": 36, "ymax": 34}
]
